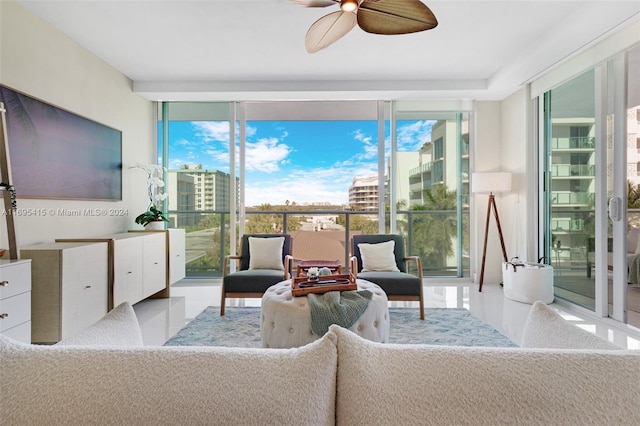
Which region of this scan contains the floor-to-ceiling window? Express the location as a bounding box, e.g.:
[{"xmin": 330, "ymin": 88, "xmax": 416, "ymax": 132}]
[
  {"xmin": 543, "ymin": 69, "xmax": 597, "ymax": 309},
  {"xmin": 242, "ymin": 101, "xmax": 381, "ymax": 268},
  {"xmin": 540, "ymin": 44, "xmax": 640, "ymax": 327},
  {"xmin": 158, "ymin": 102, "xmax": 232, "ymax": 277},
  {"xmin": 160, "ymin": 100, "xmax": 471, "ymax": 279},
  {"xmin": 391, "ymin": 104, "xmax": 471, "ymax": 278}
]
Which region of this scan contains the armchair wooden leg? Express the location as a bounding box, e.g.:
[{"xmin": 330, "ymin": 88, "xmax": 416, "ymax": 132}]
[
  {"xmin": 419, "ymin": 297, "xmax": 424, "ymax": 320},
  {"xmin": 220, "ymin": 288, "xmax": 226, "ymax": 316}
]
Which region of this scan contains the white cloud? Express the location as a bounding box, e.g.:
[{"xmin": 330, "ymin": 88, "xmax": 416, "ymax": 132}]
[
  {"xmin": 190, "ymin": 122, "xmax": 291, "ymax": 173},
  {"xmin": 192, "ymin": 121, "xmax": 257, "ymax": 142},
  {"xmin": 397, "ymin": 120, "xmax": 435, "ymax": 151},
  {"xmin": 353, "ymin": 129, "xmax": 377, "ymax": 160},
  {"xmin": 245, "ymin": 160, "xmax": 378, "ymax": 206},
  {"xmin": 245, "ymin": 137, "xmax": 291, "ymax": 173}
]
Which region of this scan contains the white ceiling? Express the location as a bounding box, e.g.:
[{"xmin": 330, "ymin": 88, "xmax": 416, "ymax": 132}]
[{"xmin": 18, "ymin": 0, "xmax": 640, "ymax": 101}]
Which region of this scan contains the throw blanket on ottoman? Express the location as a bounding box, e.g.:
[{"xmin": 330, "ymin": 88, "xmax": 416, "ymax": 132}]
[{"xmin": 308, "ymin": 290, "xmax": 372, "ymax": 336}]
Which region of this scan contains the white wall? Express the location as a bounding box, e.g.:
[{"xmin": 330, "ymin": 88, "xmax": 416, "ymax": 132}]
[
  {"xmin": 500, "ymin": 88, "xmax": 531, "ymax": 262},
  {"xmin": 0, "ymin": 1, "xmax": 155, "ymax": 249},
  {"xmin": 472, "ymin": 92, "xmax": 531, "ymax": 287},
  {"xmin": 473, "ymin": 101, "xmax": 505, "ymax": 285}
]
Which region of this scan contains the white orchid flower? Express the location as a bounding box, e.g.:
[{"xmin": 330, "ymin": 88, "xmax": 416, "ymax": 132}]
[{"xmin": 133, "ymin": 162, "xmax": 169, "ymax": 209}]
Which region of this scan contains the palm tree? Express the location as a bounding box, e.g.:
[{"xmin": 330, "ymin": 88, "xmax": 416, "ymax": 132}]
[
  {"xmin": 628, "ymin": 181, "xmax": 640, "ymax": 208},
  {"xmin": 410, "ymin": 186, "xmax": 458, "ymax": 271}
]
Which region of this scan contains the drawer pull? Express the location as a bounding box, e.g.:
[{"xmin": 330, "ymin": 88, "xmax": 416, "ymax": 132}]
[
  {"xmin": 0, "ymin": 281, "xmax": 8, "ymax": 286},
  {"xmin": 85, "ymin": 285, "xmax": 92, "ymax": 289},
  {"xmin": 0, "ymin": 313, "xmax": 8, "ymax": 319}
]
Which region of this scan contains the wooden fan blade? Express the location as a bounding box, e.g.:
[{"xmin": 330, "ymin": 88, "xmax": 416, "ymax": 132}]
[
  {"xmin": 357, "ymin": 0, "xmax": 438, "ymax": 35},
  {"xmin": 289, "ymin": 0, "xmax": 337, "ymax": 7},
  {"xmin": 305, "ymin": 11, "xmax": 357, "ymax": 53}
]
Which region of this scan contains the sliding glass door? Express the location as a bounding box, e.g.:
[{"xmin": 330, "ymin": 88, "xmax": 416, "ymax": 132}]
[
  {"xmin": 541, "ymin": 45, "xmax": 640, "ymax": 326},
  {"xmin": 543, "ymin": 69, "xmax": 598, "ymax": 310}
]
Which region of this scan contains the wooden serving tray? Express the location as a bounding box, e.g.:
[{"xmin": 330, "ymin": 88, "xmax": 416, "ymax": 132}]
[{"xmin": 291, "ymin": 273, "xmax": 356, "ymax": 296}]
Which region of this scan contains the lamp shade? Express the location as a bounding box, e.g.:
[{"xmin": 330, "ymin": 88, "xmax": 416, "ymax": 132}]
[{"xmin": 472, "ymin": 172, "xmax": 512, "ymax": 194}]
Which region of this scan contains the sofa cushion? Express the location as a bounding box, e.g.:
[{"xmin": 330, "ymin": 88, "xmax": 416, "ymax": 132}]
[
  {"xmin": 0, "ymin": 331, "xmax": 337, "ymax": 425},
  {"xmin": 521, "ymin": 301, "xmax": 619, "ymax": 350},
  {"xmin": 355, "ymin": 271, "xmax": 421, "ymax": 296},
  {"xmin": 249, "ymin": 236, "xmax": 284, "ymax": 270},
  {"xmin": 330, "ymin": 324, "xmax": 640, "ymax": 426},
  {"xmin": 56, "ymin": 302, "xmax": 144, "ymax": 347},
  {"xmin": 222, "ymin": 269, "xmax": 287, "ymax": 293},
  {"xmin": 357, "ymin": 240, "xmax": 400, "ymax": 272}
]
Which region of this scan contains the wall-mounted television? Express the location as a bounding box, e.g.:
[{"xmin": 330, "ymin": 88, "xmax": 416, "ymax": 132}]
[{"xmin": 0, "ymin": 85, "xmax": 122, "ymax": 201}]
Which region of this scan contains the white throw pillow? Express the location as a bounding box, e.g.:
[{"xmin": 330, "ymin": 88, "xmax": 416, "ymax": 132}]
[
  {"xmin": 56, "ymin": 302, "xmax": 144, "ymax": 347},
  {"xmin": 520, "ymin": 301, "xmax": 619, "ymax": 350},
  {"xmin": 358, "ymin": 240, "xmax": 400, "ymax": 272},
  {"xmin": 249, "ymin": 236, "xmax": 285, "ymax": 270}
]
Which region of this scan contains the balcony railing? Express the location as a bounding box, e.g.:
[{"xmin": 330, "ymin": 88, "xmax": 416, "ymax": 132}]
[
  {"xmin": 552, "ymin": 191, "xmax": 594, "ymax": 205},
  {"xmin": 551, "ymin": 164, "xmax": 595, "ymax": 177},
  {"xmin": 551, "ymin": 136, "xmax": 595, "ymax": 150},
  {"xmin": 168, "ymin": 209, "xmax": 468, "ymax": 279}
]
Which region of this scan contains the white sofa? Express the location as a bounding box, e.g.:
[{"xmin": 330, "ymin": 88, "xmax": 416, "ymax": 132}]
[{"xmin": 2, "ymin": 302, "xmax": 639, "ymax": 425}]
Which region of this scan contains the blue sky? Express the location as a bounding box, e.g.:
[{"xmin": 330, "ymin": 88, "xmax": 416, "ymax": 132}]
[{"xmin": 165, "ymin": 120, "xmax": 433, "ymax": 206}]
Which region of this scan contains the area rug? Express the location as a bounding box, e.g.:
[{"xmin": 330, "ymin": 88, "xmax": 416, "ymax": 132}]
[{"xmin": 164, "ymin": 307, "xmax": 517, "ymax": 348}]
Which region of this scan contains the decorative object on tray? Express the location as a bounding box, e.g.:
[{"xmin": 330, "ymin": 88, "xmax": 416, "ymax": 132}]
[
  {"xmin": 296, "ymin": 259, "xmax": 341, "ymax": 277},
  {"xmin": 292, "ymin": 273, "xmax": 357, "ymax": 296},
  {"xmin": 307, "ymin": 267, "xmax": 319, "ymax": 281},
  {"xmin": 319, "ymin": 267, "xmax": 332, "ymax": 276},
  {"xmin": 132, "ymin": 163, "xmax": 169, "ymax": 228}
]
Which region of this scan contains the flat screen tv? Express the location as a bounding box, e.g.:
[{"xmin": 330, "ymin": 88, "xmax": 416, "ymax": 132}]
[{"xmin": 0, "ymin": 85, "xmax": 122, "ymax": 201}]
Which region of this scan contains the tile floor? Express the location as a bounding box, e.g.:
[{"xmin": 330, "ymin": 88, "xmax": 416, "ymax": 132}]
[{"xmin": 133, "ymin": 279, "xmax": 640, "ymax": 350}]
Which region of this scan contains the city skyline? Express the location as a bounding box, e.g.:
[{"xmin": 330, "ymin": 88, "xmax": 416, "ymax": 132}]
[{"xmin": 165, "ymin": 119, "xmax": 435, "ymax": 206}]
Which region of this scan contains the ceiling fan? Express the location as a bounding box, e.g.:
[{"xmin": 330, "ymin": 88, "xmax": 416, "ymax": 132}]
[{"xmin": 290, "ymin": 0, "xmax": 438, "ymax": 53}]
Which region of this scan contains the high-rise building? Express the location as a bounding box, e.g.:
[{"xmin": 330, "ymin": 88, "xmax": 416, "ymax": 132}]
[
  {"xmin": 176, "ymin": 164, "xmax": 237, "ymax": 211},
  {"xmin": 348, "ymin": 175, "xmax": 378, "ymax": 210},
  {"xmin": 403, "ymin": 118, "xmax": 469, "ymax": 207},
  {"xmin": 627, "ymin": 106, "xmax": 640, "ymax": 187},
  {"xmin": 166, "ymin": 172, "xmax": 196, "ymax": 227}
]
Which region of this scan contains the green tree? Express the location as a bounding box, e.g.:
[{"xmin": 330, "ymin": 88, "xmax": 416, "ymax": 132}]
[
  {"xmin": 186, "ymin": 213, "xmax": 221, "ymax": 232},
  {"xmin": 348, "ymin": 214, "xmax": 379, "ymax": 234},
  {"xmin": 628, "ymin": 180, "xmax": 640, "ymax": 208},
  {"xmin": 411, "ymin": 186, "xmax": 458, "ymax": 271}
]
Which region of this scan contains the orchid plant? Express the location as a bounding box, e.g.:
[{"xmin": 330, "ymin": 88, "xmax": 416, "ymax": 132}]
[{"xmin": 131, "ymin": 163, "xmax": 169, "ymax": 226}]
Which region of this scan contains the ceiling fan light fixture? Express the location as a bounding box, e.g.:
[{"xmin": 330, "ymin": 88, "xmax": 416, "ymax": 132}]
[{"xmin": 340, "ymin": 0, "xmax": 358, "ymax": 12}]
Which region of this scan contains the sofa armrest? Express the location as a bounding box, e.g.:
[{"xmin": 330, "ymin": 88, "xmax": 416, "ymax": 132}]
[
  {"xmin": 222, "ymin": 255, "xmax": 242, "ymax": 276},
  {"xmin": 349, "ymin": 256, "xmax": 359, "ymax": 278},
  {"xmin": 404, "ymin": 256, "xmax": 423, "ymax": 278},
  {"xmin": 284, "ymin": 255, "xmax": 293, "ymax": 280}
]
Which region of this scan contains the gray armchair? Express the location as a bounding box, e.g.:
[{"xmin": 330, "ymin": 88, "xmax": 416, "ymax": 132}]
[
  {"xmin": 221, "ymin": 233, "xmax": 293, "ymax": 315},
  {"xmin": 350, "ymin": 234, "xmax": 424, "ymax": 320}
]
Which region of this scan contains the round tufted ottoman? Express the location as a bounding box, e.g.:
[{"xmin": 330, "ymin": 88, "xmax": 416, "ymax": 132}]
[{"xmin": 260, "ymin": 279, "xmax": 389, "ymax": 348}]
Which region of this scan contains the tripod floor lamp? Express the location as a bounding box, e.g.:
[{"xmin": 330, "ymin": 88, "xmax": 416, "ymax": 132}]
[{"xmin": 472, "ymin": 172, "xmax": 512, "ymax": 292}]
